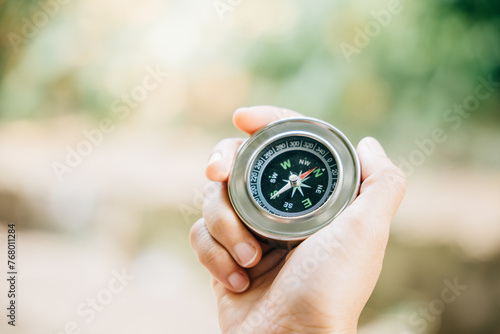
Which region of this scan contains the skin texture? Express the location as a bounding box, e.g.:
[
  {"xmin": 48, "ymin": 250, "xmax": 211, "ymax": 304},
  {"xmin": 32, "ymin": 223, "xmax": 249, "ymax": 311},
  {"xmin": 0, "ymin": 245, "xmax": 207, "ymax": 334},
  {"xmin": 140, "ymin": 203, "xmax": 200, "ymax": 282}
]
[{"xmin": 190, "ymin": 106, "xmax": 408, "ymax": 334}]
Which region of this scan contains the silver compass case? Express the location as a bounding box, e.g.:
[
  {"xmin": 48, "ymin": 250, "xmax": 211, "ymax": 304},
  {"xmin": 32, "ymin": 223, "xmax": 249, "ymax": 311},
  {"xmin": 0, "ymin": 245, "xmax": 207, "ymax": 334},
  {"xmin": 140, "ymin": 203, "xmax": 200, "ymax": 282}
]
[{"xmin": 228, "ymin": 117, "xmax": 361, "ymax": 249}]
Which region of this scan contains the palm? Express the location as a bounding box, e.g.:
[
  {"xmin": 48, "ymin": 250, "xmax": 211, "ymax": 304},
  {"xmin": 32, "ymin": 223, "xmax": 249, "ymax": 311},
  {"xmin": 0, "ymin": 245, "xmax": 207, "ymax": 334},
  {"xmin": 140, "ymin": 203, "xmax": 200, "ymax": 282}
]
[{"xmin": 213, "ymin": 224, "xmax": 377, "ymax": 334}]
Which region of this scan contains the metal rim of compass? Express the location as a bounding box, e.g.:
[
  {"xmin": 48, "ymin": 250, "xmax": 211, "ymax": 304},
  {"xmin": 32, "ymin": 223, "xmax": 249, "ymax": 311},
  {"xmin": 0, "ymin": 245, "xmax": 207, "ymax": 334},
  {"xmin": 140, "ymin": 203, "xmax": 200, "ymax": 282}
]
[{"xmin": 228, "ymin": 117, "xmax": 361, "ymax": 249}]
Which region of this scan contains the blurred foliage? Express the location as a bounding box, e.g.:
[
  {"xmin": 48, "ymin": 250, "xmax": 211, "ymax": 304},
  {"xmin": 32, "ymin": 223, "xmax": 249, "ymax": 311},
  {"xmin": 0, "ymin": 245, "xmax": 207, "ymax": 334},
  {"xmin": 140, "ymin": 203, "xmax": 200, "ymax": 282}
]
[
  {"xmin": 245, "ymin": 0, "xmax": 500, "ymax": 125},
  {"xmin": 0, "ymin": 0, "xmax": 37, "ymax": 76},
  {"xmin": 1, "ymin": 0, "xmax": 499, "ymax": 128},
  {"xmin": 447, "ymin": 0, "xmax": 500, "ymax": 21}
]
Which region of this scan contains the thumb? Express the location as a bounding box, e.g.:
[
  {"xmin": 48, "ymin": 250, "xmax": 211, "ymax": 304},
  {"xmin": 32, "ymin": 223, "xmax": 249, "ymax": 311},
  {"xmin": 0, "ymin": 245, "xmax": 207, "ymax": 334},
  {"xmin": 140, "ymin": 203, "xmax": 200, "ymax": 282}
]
[{"xmin": 341, "ymin": 137, "xmax": 407, "ymax": 241}]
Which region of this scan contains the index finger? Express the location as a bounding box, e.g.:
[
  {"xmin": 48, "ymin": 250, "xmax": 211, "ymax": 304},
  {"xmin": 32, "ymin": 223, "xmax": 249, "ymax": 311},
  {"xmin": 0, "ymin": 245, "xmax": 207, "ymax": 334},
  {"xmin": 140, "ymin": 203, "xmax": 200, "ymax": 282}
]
[
  {"xmin": 206, "ymin": 106, "xmax": 303, "ymax": 182},
  {"xmin": 233, "ymin": 106, "xmax": 303, "ymax": 135}
]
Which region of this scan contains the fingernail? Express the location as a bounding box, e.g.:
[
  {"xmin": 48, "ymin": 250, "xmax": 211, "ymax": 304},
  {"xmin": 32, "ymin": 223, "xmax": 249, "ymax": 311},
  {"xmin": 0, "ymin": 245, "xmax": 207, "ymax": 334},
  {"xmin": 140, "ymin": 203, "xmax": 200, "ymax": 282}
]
[
  {"xmin": 234, "ymin": 243, "xmax": 258, "ymax": 267},
  {"xmin": 228, "ymin": 271, "xmax": 249, "ymax": 292},
  {"xmin": 365, "ymin": 137, "xmax": 386, "ymax": 155},
  {"xmin": 208, "ymin": 150, "xmax": 223, "ymax": 165}
]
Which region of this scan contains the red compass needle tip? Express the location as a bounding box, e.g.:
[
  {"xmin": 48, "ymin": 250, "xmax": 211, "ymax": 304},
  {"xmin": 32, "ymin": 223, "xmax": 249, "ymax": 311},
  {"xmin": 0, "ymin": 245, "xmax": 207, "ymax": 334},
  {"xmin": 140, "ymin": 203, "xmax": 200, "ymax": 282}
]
[{"xmin": 299, "ymin": 167, "xmax": 318, "ymax": 180}]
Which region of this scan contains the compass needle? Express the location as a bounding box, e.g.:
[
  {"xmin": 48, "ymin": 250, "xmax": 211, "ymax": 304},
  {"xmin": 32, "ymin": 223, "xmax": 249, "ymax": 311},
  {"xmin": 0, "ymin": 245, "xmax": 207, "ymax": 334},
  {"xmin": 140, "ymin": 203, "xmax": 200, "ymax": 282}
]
[
  {"xmin": 271, "ymin": 182, "xmax": 292, "ymax": 199},
  {"xmin": 299, "ymin": 167, "xmax": 318, "ymax": 180}
]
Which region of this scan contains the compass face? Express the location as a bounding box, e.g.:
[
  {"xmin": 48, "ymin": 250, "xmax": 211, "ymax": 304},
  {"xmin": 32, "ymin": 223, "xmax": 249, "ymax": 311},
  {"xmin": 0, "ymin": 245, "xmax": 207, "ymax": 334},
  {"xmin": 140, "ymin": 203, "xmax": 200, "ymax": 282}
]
[
  {"xmin": 248, "ymin": 135, "xmax": 338, "ymax": 218},
  {"xmin": 228, "ymin": 117, "xmax": 360, "ymax": 249}
]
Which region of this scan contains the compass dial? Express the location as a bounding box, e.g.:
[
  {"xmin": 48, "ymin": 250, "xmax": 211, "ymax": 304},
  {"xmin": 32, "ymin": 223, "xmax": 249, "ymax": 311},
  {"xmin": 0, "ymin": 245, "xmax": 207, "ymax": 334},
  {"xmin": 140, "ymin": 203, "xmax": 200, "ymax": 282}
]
[
  {"xmin": 248, "ymin": 135, "xmax": 338, "ymax": 218},
  {"xmin": 228, "ymin": 117, "xmax": 360, "ymax": 249}
]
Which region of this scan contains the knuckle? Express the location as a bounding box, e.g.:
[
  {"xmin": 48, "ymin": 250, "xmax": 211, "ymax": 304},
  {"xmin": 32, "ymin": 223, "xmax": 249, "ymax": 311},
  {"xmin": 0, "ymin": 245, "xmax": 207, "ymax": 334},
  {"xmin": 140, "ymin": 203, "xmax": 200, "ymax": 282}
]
[
  {"xmin": 202, "ymin": 202, "xmax": 221, "ymax": 226},
  {"xmin": 383, "ymin": 164, "xmax": 408, "ymax": 195},
  {"xmin": 370, "ymin": 163, "xmax": 407, "ymax": 197},
  {"xmin": 199, "ymin": 245, "xmax": 229, "ymax": 269},
  {"xmin": 189, "ymin": 218, "xmax": 206, "ymax": 249},
  {"xmin": 203, "ymin": 193, "xmax": 238, "ymax": 241},
  {"xmin": 269, "ymin": 106, "xmax": 300, "ymax": 120},
  {"xmin": 211, "ymin": 277, "xmax": 219, "ymax": 290},
  {"xmin": 203, "ymin": 181, "xmax": 222, "ymax": 203},
  {"xmin": 379, "ymin": 164, "xmax": 399, "ymax": 179},
  {"xmin": 215, "ymin": 137, "xmax": 243, "ymax": 151},
  {"xmin": 393, "ymin": 165, "xmax": 408, "ymax": 190},
  {"xmin": 205, "ymin": 163, "xmax": 218, "ymax": 179},
  {"xmin": 217, "ymin": 137, "xmax": 235, "ymax": 147},
  {"xmin": 205, "ymin": 209, "xmax": 234, "ymax": 238},
  {"xmin": 205, "ymin": 161, "xmax": 228, "ymax": 182},
  {"xmin": 207, "ymin": 138, "xmax": 243, "ymax": 182}
]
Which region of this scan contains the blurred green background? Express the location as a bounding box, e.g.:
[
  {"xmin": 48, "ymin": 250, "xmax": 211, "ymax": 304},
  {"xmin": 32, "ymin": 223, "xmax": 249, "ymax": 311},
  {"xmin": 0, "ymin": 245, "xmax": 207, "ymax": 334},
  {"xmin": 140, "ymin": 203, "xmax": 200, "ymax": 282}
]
[{"xmin": 0, "ymin": 0, "xmax": 499, "ymax": 333}]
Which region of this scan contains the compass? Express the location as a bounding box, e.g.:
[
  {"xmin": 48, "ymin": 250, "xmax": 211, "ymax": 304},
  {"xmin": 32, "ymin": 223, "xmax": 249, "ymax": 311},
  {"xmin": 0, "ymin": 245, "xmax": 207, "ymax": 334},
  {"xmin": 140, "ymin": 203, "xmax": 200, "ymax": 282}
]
[{"xmin": 228, "ymin": 117, "xmax": 360, "ymax": 249}]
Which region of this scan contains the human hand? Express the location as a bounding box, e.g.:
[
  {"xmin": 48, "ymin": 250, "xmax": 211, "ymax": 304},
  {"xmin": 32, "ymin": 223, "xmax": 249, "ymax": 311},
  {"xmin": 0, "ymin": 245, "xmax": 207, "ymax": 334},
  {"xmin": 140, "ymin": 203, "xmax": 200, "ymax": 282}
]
[{"xmin": 190, "ymin": 106, "xmax": 407, "ymax": 334}]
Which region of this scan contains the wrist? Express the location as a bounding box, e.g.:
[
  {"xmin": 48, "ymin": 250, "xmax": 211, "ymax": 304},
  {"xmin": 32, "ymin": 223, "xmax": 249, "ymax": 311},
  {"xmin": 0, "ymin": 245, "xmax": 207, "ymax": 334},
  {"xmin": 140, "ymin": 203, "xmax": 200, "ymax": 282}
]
[{"xmin": 268, "ymin": 322, "xmax": 357, "ymax": 334}]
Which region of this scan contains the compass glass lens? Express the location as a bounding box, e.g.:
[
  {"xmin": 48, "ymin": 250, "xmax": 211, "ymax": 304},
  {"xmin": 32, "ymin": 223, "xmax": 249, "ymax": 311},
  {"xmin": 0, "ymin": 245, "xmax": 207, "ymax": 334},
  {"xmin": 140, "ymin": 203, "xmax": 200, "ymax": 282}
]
[{"xmin": 248, "ymin": 135, "xmax": 338, "ymax": 218}]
